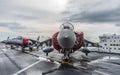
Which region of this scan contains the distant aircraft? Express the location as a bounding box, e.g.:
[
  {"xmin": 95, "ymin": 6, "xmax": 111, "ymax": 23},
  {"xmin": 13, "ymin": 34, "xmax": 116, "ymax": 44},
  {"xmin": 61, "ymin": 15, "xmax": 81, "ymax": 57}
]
[{"xmin": 1, "ymin": 36, "xmax": 51, "ymax": 52}]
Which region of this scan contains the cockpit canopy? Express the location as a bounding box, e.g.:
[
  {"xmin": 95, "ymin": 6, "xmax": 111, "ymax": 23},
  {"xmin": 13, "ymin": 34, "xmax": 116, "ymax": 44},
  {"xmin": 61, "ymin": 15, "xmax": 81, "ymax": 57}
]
[
  {"xmin": 12, "ymin": 36, "xmax": 23, "ymax": 40},
  {"xmin": 59, "ymin": 22, "xmax": 74, "ymax": 30},
  {"xmin": 16, "ymin": 36, "xmax": 23, "ymax": 39}
]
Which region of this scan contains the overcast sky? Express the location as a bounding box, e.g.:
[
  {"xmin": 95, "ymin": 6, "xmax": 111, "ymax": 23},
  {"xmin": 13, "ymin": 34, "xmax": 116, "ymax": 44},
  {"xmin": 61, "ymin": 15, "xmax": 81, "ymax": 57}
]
[{"xmin": 0, "ymin": 0, "xmax": 120, "ymax": 41}]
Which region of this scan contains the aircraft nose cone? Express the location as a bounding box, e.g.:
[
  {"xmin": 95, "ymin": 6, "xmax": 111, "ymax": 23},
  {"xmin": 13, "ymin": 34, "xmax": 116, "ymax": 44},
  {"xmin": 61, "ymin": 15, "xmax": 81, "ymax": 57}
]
[{"xmin": 57, "ymin": 29, "xmax": 76, "ymax": 49}]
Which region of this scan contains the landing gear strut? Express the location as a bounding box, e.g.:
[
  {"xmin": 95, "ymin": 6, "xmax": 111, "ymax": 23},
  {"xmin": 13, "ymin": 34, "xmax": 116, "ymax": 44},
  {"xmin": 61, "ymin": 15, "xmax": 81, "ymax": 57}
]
[
  {"xmin": 11, "ymin": 45, "xmax": 14, "ymax": 49},
  {"xmin": 85, "ymin": 53, "xmax": 88, "ymax": 56},
  {"xmin": 22, "ymin": 47, "xmax": 25, "ymax": 52}
]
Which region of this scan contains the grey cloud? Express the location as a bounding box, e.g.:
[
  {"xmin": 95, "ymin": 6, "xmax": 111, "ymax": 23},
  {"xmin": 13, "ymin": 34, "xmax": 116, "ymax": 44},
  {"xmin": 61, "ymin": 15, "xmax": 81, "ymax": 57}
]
[
  {"xmin": 12, "ymin": 7, "xmax": 57, "ymax": 23},
  {"xmin": 15, "ymin": 14, "xmax": 39, "ymax": 20},
  {"xmin": 62, "ymin": 0, "xmax": 120, "ymax": 23},
  {"xmin": 0, "ymin": 0, "xmax": 60, "ymax": 23},
  {"xmin": 0, "ymin": 22, "xmax": 26, "ymax": 31},
  {"xmin": 0, "ymin": 22, "xmax": 48, "ymax": 33},
  {"xmin": 115, "ymin": 24, "xmax": 120, "ymax": 27},
  {"xmin": 69, "ymin": 7, "xmax": 120, "ymax": 23}
]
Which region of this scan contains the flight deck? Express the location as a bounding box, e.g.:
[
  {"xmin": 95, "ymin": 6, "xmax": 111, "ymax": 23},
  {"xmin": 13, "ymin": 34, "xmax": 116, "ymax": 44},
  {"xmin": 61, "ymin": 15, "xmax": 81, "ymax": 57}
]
[{"xmin": 0, "ymin": 44, "xmax": 120, "ymax": 75}]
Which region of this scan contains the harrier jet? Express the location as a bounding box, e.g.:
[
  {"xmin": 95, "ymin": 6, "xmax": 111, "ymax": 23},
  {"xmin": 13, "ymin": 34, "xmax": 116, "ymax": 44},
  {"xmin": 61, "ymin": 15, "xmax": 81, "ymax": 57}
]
[{"xmin": 1, "ymin": 36, "xmax": 51, "ymax": 52}]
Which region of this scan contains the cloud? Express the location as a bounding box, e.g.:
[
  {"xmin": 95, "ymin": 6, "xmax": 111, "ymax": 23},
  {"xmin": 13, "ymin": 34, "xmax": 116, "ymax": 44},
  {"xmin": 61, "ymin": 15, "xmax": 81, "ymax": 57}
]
[
  {"xmin": 14, "ymin": 8, "xmax": 58, "ymax": 22},
  {"xmin": 62, "ymin": 0, "xmax": 120, "ymax": 23},
  {"xmin": 0, "ymin": 22, "xmax": 26, "ymax": 32},
  {"xmin": 69, "ymin": 7, "xmax": 120, "ymax": 23},
  {"xmin": 0, "ymin": 0, "xmax": 68, "ymax": 23}
]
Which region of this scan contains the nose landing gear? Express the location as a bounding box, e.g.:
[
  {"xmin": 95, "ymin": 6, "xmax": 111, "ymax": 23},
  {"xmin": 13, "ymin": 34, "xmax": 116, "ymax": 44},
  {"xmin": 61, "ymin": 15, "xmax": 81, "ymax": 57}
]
[{"xmin": 62, "ymin": 50, "xmax": 71, "ymax": 64}]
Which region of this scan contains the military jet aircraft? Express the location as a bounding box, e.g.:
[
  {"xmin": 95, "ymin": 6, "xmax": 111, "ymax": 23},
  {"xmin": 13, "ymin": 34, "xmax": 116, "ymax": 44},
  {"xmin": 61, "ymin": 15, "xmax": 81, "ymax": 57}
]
[
  {"xmin": 43, "ymin": 22, "xmax": 99, "ymax": 62},
  {"xmin": 1, "ymin": 36, "xmax": 51, "ymax": 52}
]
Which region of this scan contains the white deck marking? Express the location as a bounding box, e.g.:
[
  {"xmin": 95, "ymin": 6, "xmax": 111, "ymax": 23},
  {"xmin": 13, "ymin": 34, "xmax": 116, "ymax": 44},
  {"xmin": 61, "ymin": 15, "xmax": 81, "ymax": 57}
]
[
  {"xmin": 94, "ymin": 70, "xmax": 110, "ymax": 75},
  {"xmin": 13, "ymin": 60, "xmax": 41, "ymax": 75}
]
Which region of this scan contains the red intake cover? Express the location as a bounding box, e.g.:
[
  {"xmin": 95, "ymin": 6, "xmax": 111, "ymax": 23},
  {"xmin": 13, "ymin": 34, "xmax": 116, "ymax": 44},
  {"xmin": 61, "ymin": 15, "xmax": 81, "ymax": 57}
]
[
  {"xmin": 52, "ymin": 32, "xmax": 84, "ymax": 52},
  {"xmin": 23, "ymin": 38, "xmax": 28, "ymax": 47},
  {"xmin": 52, "ymin": 32, "xmax": 61, "ymax": 51},
  {"xmin": 73, "ymin": 32, "xmax": 84, "ymax": 51}
]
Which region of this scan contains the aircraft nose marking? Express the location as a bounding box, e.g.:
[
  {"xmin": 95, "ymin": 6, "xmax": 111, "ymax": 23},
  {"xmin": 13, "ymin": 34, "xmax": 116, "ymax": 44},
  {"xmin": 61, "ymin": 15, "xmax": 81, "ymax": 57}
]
[{"xmin": 64, "ymin": 35, "xmax": 69, "ymax": 39}]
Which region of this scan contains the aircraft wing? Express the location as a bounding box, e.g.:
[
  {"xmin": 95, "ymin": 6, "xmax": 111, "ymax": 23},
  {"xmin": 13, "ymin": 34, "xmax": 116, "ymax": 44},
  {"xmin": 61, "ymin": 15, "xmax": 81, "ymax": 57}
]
[
  {"xmin": 1, "ymin": 40, "xmax": 6, "ymax": 44},
  {"xmin": 29, "ymin": 39, "xmax": 39, "ymax": 44},
  {"xmin": 35, "ymin": 38, "xmax": 99, "ymax": 47},
  {"xmin": 83, "ymin": 39, "xmax": 100, "ymax": 47},
  {"xmin": 1, "ymin": 40, "xmax": 12, "ymax": 45},
  {"xmin": 39, "ymin": 37, "xmax": 52, "ymax": 46},
  {"xmin": 30, "ymin": 37, "xmax": 52, "ymax": 47}
]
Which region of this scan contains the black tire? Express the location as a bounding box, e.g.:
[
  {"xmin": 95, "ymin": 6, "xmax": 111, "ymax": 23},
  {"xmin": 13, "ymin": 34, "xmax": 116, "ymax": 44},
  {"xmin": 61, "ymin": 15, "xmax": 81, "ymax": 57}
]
[
  {"xmin": 85, "ymin": 53, "xmax": 88, "ymax": 56},
  {"xmin": 29, "ymin": 47, "xmax": 33, "ymax": 52}
]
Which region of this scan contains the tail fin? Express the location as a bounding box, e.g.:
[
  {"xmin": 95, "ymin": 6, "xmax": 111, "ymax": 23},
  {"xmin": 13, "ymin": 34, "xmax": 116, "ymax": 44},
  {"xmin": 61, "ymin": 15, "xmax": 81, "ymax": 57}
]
[
  {"xmin": 7, "ymin": 37, "xmax": 9, "ymax": 41},
  {"xmin": 37, "ymin": 36, "xmax": 40, "ymax": 41}
]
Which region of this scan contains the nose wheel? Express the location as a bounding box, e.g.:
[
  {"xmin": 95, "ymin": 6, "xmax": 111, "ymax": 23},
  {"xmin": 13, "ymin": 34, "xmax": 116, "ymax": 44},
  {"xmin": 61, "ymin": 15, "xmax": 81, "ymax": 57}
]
[
  {"xmin": 62, "ymin": 51, "xmax": 71, "ymax": 64},
  {"xmin": 63, "ymin": 58, "xmax": 70, "ymax": 64}
]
